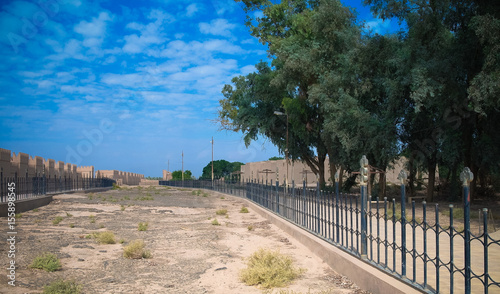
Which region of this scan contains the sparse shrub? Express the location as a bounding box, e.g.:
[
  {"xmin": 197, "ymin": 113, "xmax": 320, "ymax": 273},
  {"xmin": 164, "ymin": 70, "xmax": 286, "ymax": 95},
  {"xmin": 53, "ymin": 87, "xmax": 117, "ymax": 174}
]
[
  {"xmin": 248, "ymin": 225, "xmax": 254, "ymax": 231},
  {"xmin": 240, "ymin": 207, "xmax": 249, "ymax": 213},
  {"xmin": 202, "ymin": 192, "xmax": 209, "ymax": 197},
  {"xmin": 123, "ymin": 239, "xmax": 151, "ymax": 259},
  {"xmin": 52, "ymin": 216, "xmax": 63, "ymax": 225},
  {"xmin": 212, "ymin": 219, "xmax": 220, "ymax": 226},
  {"xmin": 30, "ymin": 252, "xmax": 62, "ymax": 272},
  {"xmin": 121, "ymin": 205, "xmax": 125, "ymax": 211},
  {"xmin": 240, "ymin": 248, "xmax": 304, "ymax": 288},
  {"xmin": 119, "ymin": 239, "xmax": 125, "ymax": 244},
  {"xmin": 99, "ymin": 224, "xmax": 105, "ymax": 229},
  {"xmin": 42, "ymin": 279, "xmax": 81, "ymax": 294},
  {"xmin": 138, "ymin": 222, "xmax": 149, "ymax": 231},
  {"xmin": 216, "ymin": 209, "xmax": 227, "ymax": 215},
  {"xmin": 15, "ymin": 213, "xmax": 22, "ymax": 219},
  {"xmin": 112, "ymin": 183, "xmax": 121, "ymax": 190},
  {"xmin": 69, "ymin": 223, "xmax": 75, "ymax": 228},
  {"xmin": 89, "ymin": 215, "xmax": 96, "ymax": 223},
  {"xmin": 124, "ymin": 196, "xmax": 130, "ymax": 200},
  {"xmin": 96, "ymin": 231, "xmax": 116, "ymax": 244},
  {"xmin": 66, "ymin": 212, "xmax": 73, "ymax": 217},
  {"xmin": 220, "ymin": 197, "xmax": 225, "ymax": 199},
  {"xmin": 33, "ymin": 208, "xmax": 39, "ymax": 212},
  {"xmin": 135, "ymin": 195, "xmax": 154, "ymax": 201}
]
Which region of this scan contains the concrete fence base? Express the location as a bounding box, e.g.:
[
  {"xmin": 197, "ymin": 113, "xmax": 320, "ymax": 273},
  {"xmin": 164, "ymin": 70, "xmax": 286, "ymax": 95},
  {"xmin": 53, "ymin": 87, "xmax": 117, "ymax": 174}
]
[{"xmin": 0, "ymin": 188, "xmax": 112, "ymax": 217}]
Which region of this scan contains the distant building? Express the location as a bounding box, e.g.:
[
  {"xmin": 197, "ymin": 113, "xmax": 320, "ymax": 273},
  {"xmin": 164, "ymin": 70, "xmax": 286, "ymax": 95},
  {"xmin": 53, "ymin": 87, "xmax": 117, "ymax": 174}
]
[{"xmin": 162, "ymin": 170, "xmax": 172, "ymax": 181}]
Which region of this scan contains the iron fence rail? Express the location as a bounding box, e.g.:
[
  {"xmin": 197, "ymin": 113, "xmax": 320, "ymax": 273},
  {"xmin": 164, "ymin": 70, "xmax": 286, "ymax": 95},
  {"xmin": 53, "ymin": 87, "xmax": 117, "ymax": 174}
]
[
  {"xmin": 0, "ymin": 176, "xmax": 115, "ymax": 202},
  {"xmin": 161, "ymin": 179, "xmax": 499, "ymax": 294}
]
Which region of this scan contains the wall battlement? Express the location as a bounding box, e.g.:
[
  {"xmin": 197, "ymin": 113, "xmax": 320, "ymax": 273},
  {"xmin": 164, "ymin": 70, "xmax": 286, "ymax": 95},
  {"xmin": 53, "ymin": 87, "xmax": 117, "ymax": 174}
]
[
  {"xmin": 1, "ymin": 148, "xmax": 144, "ymax": 185},
  {"xmin": 96, "ymin": 169, "xmax": 144, "ymax": 185}
]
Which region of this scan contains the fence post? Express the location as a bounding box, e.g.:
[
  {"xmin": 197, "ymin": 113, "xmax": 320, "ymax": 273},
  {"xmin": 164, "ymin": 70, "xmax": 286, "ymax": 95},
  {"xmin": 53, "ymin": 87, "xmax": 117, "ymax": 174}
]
[
  {"xmin": 276, "ymin": 179, "xmax": 280, "ymax": 214},
  {"xmin": 398, "ymin": 169, "xmax": 408, "ymax": 277},
  {"xmin": 292, "ymin": 180, "xmax": 295, "ymax": 222},
  {"xmin": 360, "ymin": 155, "xmax": 369, "ymax": 257},
  {"xmin": 316, "ymin": 181, "xmax": 320, "ymax": 234},
  {"xmin": 335, "ymin": 171, "xmax": 340, "ymax": 243},
  {"xmin": 461, "ymin": 167, "xmax": 473, "ymax": 294}
]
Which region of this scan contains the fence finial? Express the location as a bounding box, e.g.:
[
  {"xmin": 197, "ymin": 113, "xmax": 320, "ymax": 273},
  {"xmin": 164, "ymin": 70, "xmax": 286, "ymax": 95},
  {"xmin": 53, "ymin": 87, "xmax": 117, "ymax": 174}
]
[
  {"xmin": 397, "ymin": 170, "xmax": 407, "ymax": 185},
  {"xmin": 360, "ymin": 155, "xmax": 369, "ymax": 185},
  {"xmin": 460, "ymin": 167, "xmax": 474, "ymax": 187}
]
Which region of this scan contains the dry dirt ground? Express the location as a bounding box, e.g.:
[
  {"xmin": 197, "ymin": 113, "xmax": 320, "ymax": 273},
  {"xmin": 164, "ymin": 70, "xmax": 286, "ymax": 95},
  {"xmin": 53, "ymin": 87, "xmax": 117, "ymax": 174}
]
[{"xmin": 0, "ymin": 186, "xmax": 370, "ymax": 294}]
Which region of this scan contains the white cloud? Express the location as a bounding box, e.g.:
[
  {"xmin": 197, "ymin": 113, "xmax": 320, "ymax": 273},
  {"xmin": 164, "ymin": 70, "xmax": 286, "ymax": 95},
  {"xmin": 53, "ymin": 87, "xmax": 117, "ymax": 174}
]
[
  {"xmin": 74, "ymin": 12, "xmax": 112, "ymax": 38},
  {"xmin": 74, "ymin": 12, "xmax": 112, "ymax": 53},
  {"xmin": 210, "ymin": 0, "xmax": 237, "ymax": 16},
  {"xmin": 122, "ymin": 8, "xmax": 173, "ymax": 54},
  {"xmin": 365, "ymin": 18, "xmax": 391, "ymax": 34},
  {"xmin": 101, "ymin": 73, "xmax": 145, "ymax": 87},
  {"xmin": 199, "ymin": 19, "xmax": 236, "ymax": 37},
  {"xmin": 186, "ymin": 4, "xmax": 199, "ymax": 17},
  {"xmin": 160, "ymin": 39, "xmax": 244, "ymax": 62}
]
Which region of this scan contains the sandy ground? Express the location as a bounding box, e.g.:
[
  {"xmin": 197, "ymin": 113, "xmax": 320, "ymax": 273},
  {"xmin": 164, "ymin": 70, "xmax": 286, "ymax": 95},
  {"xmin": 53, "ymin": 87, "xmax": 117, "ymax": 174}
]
[{"xmin": 0, "ymin": 186, "xmax": 369, "ymax": 294}]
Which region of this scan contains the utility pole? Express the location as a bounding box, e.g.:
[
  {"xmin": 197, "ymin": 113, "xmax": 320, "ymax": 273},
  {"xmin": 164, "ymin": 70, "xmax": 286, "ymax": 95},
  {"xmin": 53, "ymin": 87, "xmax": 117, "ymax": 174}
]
[{"xmin": 211, "ymin": 137, "xmax": 214, "ymax": 187}]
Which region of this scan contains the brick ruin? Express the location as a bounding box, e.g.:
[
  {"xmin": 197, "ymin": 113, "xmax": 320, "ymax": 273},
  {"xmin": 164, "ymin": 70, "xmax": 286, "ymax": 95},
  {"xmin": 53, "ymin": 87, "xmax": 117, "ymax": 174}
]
[{"xmin": 0, "ymin": 148, "xmax": 144, "ymax": 185}]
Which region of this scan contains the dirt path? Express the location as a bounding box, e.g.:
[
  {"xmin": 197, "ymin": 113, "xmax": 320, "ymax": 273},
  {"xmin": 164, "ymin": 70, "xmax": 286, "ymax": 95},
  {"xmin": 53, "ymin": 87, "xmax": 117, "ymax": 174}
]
[{"xmin": 0, "ymin": 186, "xmax": 369, "ymax": 294}]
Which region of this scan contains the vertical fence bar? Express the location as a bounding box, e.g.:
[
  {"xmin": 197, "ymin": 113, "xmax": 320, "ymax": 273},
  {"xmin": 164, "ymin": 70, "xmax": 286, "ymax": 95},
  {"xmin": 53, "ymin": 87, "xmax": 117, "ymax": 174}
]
[
  {"xmin": 302, "ymin": 180, "xmax": 306, "ymax": 227},
  {"xmin": 317, "ymin": 182, "xmax": 320, "ymax": 234},
  {"xmin": 292, "ymin": 180, "xmax": 295, "ymax": 223},
  {"xmin": 423, "ymin": 201, "xmax": 428, "ymax": 288},
  {"xmin": 360, "ymin": 155, "xmax": 368, "ymax": 258},
  {"xmin": 384, "ymin": 197, "xmax": 388, "ymax": 269},
  {"xmin": 276, "ymin": 180, "xmax": 279, "ymax": 214},
  {"xmin": 412, "ymin": 201, "xmax": 416, "ymax": 282},
  {"xmin": 393, "ymin": 198, "xmax": 397, "ymax": 271},
  {"xmin": 483, "ymin": 208, "xmax": 489, "ymax": 294},
  {"xmin": 399, "ymin": 170, "xmax": 408, "ymax": 277},
  {"xmin": 450, "ymin": 204, "xmax": 454, "ymax": 294},
  {"xmin": 335, "ymin": 174, "xmax": 340, "ymax": 244},
  {"xmin": 460, "ymin": 167, "xmax": 473, "ymax": 294}
]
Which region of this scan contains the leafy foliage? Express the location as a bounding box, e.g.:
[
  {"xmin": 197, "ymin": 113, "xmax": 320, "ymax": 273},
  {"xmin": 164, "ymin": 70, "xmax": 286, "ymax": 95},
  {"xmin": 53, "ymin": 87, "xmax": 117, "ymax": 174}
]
[
  {"xmin": 220, "ymin": 0, "xmax": 500, "ymax": 199},
  {"xmin": 200, "ymin": 160, "xmax": 244, "ymax": 180},
  {"xmin": 240, "ymin": 248, "xmax": 305, "ymax": 288},
  {"xmin": 43, "ymin": 280, "xmax": 82, "ymax": 294},
  {"xmin": 171, "ymin": 170, "xmax": 193, "ymax": 181},
  {"xmin": 30, "ymin": 253, "xmax": 62, "ymax": 272}
]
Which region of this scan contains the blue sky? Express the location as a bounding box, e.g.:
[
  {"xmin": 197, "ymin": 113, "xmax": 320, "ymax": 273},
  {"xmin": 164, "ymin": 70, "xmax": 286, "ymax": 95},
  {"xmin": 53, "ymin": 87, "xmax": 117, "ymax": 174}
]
[{"xmin": 0, "ymin": 0, "xmax": 396, "ymax": 178}]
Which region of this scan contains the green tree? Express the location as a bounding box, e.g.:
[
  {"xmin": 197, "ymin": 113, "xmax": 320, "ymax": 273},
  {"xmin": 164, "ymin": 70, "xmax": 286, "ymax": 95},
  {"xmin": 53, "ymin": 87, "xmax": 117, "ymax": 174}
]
[
  {"xmin": 171, "ymin": 170, "xmax": 193, "ymax": 181},
  {"xmin": 365, "ymin": 0, "xmax": 500, "ymax": 200},
  {"xmin": 268, "ymin": 156, "xmax": 284, "ymax": 161},
  {"xmin": 200, "ymin": 160, "xmax": 244, "ymax": 180}
]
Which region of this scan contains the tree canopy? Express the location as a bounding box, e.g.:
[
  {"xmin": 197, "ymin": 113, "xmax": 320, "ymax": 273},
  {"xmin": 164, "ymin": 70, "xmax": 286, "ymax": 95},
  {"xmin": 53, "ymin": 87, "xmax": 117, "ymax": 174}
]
[
  {"xmin": 171, "ymin": 170, "xmax": 193, "ymax": 181},
  {"xmin": 200, "ymin": 160, "xmax": 244, "ymax": 180},
  {"xmin": 219, "ymin": 0, "xmax": 500, "ymax": 199}
]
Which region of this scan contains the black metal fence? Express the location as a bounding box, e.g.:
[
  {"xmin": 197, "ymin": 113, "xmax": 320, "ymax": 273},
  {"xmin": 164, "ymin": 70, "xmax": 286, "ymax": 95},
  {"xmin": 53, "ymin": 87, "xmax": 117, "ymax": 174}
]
[
  {"xmin": 161, "ymin": 174, "xmax": 500, "ymax": 294},
  {"xmin": 0, "ymin": 176, "xmax": 115, "ymax": 202}
]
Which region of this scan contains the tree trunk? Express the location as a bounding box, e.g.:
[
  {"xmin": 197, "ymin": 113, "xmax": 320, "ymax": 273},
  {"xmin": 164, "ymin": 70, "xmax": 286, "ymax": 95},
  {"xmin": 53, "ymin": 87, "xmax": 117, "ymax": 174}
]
[
  {"xmin": 427, "ymin": 160, "xmax": 436, "ymax": 202},
  {"xmin": 408, "ymin": 155, "xmax": 416, "ymax": 198},
  {"xmin": 338, "ymin": 165, "xmax": 344, "ymax": 191},
  {"xmin": 378, "ymin": 170, "xmax": 386, "ymax": 199},
  {"xmin": 317, "ymin": 151, "xmax": 327, "ymax": 189}
]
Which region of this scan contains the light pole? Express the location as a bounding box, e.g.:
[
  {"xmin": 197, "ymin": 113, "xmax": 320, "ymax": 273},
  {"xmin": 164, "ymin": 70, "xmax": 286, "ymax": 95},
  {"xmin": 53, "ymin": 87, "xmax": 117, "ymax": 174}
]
[
  {"xmin": 274, "ymin": 110, "xmax": 289, "ymax": 188},
  {"xmin": 211, "ymin": 137, "xmax": 214, "ymax": 188}
]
